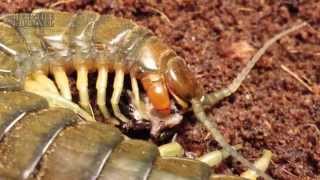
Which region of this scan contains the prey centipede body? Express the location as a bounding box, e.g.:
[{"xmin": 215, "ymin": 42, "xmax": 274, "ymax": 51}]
[{"xmin": 0, "ymin": 9, "xmax": 307, "ymax": 180}]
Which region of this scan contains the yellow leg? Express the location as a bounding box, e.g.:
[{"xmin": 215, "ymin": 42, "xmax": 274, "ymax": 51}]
[
  {"xmin": 130, "ymin": 74, "xmax": 148, "ymax": 120},
  {"xmin": 198, "ymin": 144, "xmax": 242, "ymax": 167},
  {"xmin": 96, "ymin": 67, "xmax": 110, "ymax": 118},
  {"xmin": 33, "ymin": 72, "xmax": 60, "ymax": 95},
  {"xmin": 111, "ymin": 69, "xmax": 129, "ymax": 123},
  {"xmin": 24, "ymin": 79, "xmax": 94, "ymax": 122},
  {"xmin": 158, "ymin": 142, "xmax": 184, "ymax": 157},
  {"xmin": 76, "ymin": 66, "xmax": 91, "ymax": 112},
  {"xmin": 52, "ymin": 66, "xmax": 72, "ymax": 100}
]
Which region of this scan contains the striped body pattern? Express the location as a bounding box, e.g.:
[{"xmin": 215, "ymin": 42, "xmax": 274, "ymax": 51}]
[{"xmin": 0, "ymin": 91, "xmax": 214, "ymax": 179}]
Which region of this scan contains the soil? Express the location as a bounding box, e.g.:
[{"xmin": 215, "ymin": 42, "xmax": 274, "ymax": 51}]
[{"xmin": 0, "ymin": 0, "xmax": 319, "ymax": 179}]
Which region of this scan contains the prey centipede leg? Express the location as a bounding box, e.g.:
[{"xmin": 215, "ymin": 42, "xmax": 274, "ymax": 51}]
[
  {"xmin": 191, "ymin": 98, "xmax": 273, "ymax": 180},
  {"xmin": 24, "ymin": 79, "xmax": 94, "ymax": 122},
  {"xmin": 201, "ymin": 22, "xmax": 308, "ymax": 107},
  {"xmin": 241, "ymin": 150, "xmax": 273, "ymax": 180}
]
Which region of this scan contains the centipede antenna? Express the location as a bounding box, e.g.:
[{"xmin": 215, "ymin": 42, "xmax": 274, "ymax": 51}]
[
  {"xmin": 202, "ymin": 22, "xmax": 308, "ymax": 107},
  {"xmin": 191, "ymin": 98, "xmax": 273, "ymax": 180}
]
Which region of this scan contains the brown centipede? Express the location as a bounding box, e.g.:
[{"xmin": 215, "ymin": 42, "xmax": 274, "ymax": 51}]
[{"xmin": 0, "ymin": 9, "xmax": 307, "ymax": 180}]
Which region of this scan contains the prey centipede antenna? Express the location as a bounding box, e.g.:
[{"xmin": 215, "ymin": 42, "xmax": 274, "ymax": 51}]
[{"xmin": 201, "ymin": 22, "xmax": 308, "ymax": 107}]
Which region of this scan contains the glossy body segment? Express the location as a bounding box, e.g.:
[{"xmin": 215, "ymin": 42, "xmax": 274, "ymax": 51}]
[
  {"xmin": 135, "ymin": 37, "xmax": 176, "ymax": 113},
  {"xmin": 93, "ymin": 15, "xmax": 136, "ymax": 67},
  {"xmin": 148, "ymin": 157, "xmax": 211, "ymax": 180},
  {"xmin": 0, "ymin": 51, "xmax": 17, "ymax": 73},
  {"xmin": 39, "ymin": 122, "xmax": 123, "ymax": 180},
  {"xmin": 99, "ymin": 140, "xmax": 159, "ymax": 180},
  {"xmin": 134, "ymin": 36, "xmax": 175, "ymax": 74},
  {"xmin": 32, "ymin": 9, "xmax": 75, "ymax": 100},
  {"xmin": 69, "ymin": 11, "xmax": 100, "ymax": 64},
  {"xmin": 0, "ymin": 108, "xmax": 78, "ymax": 179},
  {"xmin": 0, "ymin": 75, "xmax": 21, "ymax": 91},
  {"xmin": 0, "ymin": 22, "xmax": 30, "ymax": 78},
  {"xmin": 0, "ymin": 22, "xmax": 28, "ymax": 57},
  {"xmin": 0, "ymin": 91, "xmax": 48, "ymax": 140},
  {"xmin": 69, "ymin": 11, "xmax": 100, "ymax": 112},
  {"xmin": 1, "ymin": 13, "xmax": 48, "ymax": 73},
  {"xmin": 32, "ymin": 9, "xmax": 74, "ymax": 60},
  {"xmin": 93, "ymin": 15, "xmax": 153, "ymax": 121}
]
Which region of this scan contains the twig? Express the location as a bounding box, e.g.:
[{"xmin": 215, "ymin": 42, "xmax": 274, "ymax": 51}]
[
  {"xmin": 280, "ymin": 64, "xmax": 314, "ymax": 93},
  {"xmin": 270, "ymin": 160, "xmax": 298, "ymax": 178}
]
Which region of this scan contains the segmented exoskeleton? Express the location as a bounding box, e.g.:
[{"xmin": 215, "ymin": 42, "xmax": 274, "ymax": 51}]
[{"xmin": 0, "ymin": 9, "xmax": 306, "ymax": 180}]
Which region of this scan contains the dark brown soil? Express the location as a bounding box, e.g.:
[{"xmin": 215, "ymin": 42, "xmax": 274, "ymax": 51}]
[{"xmin": 1, "ymin": 0, "xmax": 320, "ymax": 179}]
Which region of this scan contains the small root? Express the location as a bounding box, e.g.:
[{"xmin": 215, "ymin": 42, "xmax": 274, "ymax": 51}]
[
  {"xmin": 299, "ymin": 123, "xmax": 320, "ymax": 137},
  {"xmin": 50, "ymin": 0, "xmax": 75, "ymax": 8},
  {"xmin": 280, "ymin": 64, "xmax": 314, "ymax": 93},
  {"xmin": 147, "ymin": 6, "xmax": 173, "ymax": 26}
]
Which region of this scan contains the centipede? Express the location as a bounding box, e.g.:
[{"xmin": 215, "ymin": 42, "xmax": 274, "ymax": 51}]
[{"xmin": 0, "ymin": 8, "xmax": 307, "ymax": 180}]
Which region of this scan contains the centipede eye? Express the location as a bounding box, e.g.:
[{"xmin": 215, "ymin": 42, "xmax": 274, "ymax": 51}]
[{"xmin": 165, "ymin": 57, "xmax": 200, "ymax": 107}]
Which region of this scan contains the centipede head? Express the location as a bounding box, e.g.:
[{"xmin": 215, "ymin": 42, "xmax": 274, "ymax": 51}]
[
  {"xmin": 164, "ymin": 57, "xmax": 203, "ymax": 108},
  {"xmin": 137, "ymin": 37, "xmax": 202, "ymax": 116},
  {"xmin": 140, "ymin": 57, "xmax": 202, "ymax": 118}
]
